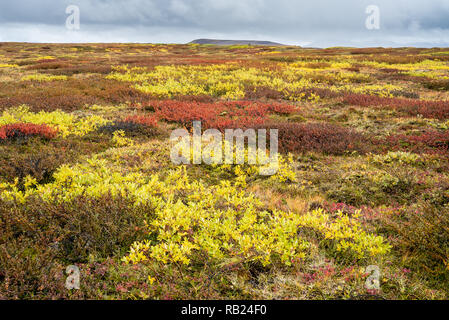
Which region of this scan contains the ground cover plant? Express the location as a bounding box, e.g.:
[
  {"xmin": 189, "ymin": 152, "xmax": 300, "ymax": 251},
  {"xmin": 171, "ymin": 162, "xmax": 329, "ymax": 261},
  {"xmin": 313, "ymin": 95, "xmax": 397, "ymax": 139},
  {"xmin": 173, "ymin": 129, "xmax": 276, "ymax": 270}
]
[{"xmin": 0, "ymin": 43, "xmax": 448, "ymax": 300}]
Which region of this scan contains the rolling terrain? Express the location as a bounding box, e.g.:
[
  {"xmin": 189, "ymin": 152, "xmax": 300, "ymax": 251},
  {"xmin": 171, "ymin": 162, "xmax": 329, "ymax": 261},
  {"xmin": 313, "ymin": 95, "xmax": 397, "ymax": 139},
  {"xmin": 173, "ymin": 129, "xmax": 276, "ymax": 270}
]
[{"xmin": 0, "ymin": 43, "xmax": 448, "ymax": 299}]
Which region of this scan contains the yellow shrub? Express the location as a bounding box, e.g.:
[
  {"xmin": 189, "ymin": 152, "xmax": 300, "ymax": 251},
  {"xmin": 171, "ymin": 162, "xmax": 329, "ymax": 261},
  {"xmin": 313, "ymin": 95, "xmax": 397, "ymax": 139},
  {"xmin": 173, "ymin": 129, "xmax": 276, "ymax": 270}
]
[
  {"xmin": 0, "ymin": 148, "xmax": 390, "ymax": 267},
  {"xmin": 0, "ymin": 106, "xmax": 110, "ymax": 137},
  {"xmin": 107, "ymin": 64, "xmax": 319, "ymax": 100},
  {"xmin": 21, "ymin": 74, "xmax": 68, "ymax": 81},
  {"xmin": 0, "ymin": 63, "xmax": 19, "ymax": 68},
  {"xmin": 112, "ymin": 130, "xmax": 134, "ymax": 147}
]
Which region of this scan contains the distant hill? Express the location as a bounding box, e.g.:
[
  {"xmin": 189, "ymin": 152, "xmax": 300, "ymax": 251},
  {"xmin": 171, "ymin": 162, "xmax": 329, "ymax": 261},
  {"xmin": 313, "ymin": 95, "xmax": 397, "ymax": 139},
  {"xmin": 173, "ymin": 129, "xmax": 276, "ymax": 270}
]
[{"xmin": 189, "ymin": 39, "xmax": 287, "ymax": 46}]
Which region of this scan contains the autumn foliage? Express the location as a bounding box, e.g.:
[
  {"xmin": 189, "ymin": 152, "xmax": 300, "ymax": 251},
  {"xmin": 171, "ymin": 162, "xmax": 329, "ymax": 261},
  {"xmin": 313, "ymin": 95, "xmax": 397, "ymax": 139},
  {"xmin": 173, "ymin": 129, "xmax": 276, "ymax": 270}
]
[
  {"xmin": 0, "ymin": 123, "xmax": 57, "ymax": 141},
  {"xmin": 2, "ymin": 43, "xmax": 449, "ymax": 300},
  {"xmin": 141, "ymin": 100, "xmax": 297, "ymax": 130},
  {"xmin": 124, "ymin": 114, "xmax": 158, "ymax": 127},
  {"xmin": 257, "ymin": 122, "xmax": 371, "ymax": 155},
  {"xmin": 386, "ymin": 130, "xmax": 449, "ymax": 154},
  {"xmin": 343, "ymin": 94, "xmax": 449, "ymax": 120}
]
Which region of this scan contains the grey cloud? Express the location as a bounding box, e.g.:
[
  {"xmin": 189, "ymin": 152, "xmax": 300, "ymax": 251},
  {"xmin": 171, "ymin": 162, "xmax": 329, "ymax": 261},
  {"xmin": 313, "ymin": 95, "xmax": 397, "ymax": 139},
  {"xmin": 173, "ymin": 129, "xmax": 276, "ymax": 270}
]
[{"xmin": 0, "ymin": 0, "xmax": 448, "ymax": 47}]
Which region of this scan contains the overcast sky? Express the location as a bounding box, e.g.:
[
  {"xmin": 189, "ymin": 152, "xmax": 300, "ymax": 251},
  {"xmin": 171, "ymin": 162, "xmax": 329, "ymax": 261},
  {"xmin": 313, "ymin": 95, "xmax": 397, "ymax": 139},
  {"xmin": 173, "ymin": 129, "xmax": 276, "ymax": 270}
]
[{"xmin": 0, "ymin": 0, "xmax": 448, "ymax": 47}]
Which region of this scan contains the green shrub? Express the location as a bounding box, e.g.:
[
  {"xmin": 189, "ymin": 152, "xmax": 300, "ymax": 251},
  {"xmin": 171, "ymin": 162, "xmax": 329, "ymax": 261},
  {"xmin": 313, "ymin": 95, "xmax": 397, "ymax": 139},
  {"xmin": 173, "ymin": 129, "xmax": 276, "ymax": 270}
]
[
  {"xmin": 379, "ymin": 204, "xmax": 449, "ymax": 291},
  {"xmin": 0, "ymin": 194, "xmax": 150, "ymax": 298}
]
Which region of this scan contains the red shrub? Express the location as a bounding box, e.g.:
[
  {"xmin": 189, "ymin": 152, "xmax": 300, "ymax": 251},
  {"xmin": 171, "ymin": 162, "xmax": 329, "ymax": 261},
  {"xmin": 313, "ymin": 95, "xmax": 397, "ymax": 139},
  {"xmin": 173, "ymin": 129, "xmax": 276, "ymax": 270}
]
[
  {"xmin": 26, "ymin": 61, "xmax": 73, "ymax": 70},
  {"xmin": 0, "ymin": 79, "xmax": 150, "ymax": 112},
  {"xmin": 143, "ymin": 100, "xmax": 298, "ymax": 130},
  {"xmin": 150, "ymin": 100, "xmax": 219, "ymax": 127},
  {"xmin": 208, "ymin": 116, "xmax": 267, "ymax": 131},
  {"xmin": 255, "ymin": 122, "xmax": 371, "ymax": 155},
  {"xmin": 343, "ymin": 94, "xmax": 449, "ymax": 120},
  {"xmin": 0, "ymin": 123, "xmax": 58, "ymax": 141},
  {"xmin": 124, "ymin": 115, "xmax": 158, "ymax": 127},
  {"xmin": 386, "ymin": 131, "xmax": 449, "ymax": 154}
]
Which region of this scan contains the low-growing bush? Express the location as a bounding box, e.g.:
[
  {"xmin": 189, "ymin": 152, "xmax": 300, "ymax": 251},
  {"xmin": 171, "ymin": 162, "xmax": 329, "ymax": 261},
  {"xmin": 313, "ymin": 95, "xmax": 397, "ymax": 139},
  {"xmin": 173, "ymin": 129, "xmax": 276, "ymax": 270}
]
[
  {"xmin": 124, "ymin": 115, "xmax": 158, "ymax": 127},
  {"xmin": 0, "ymin": 106, "xmax": 110, "ymax": 138},
  {"xmin": 0, "ymin": 79, "xmax": 150, "ymax": 112},
  {"xmin": 244, "ymin": 85, "xmax": 284, "ymax": 100},
  {"xmin": 357, "ymin": 54, "xmax": 428, "ymax": 64},
  {"xmin": 0, "ymin": 135, "xmax": 113, "ymax": 184},
  {"xmin": 386, "ymin": 130, "xmax": 449, "ymax": 154},
  {"xmin": 305, "ymin": 62, "xmax": 332, "ymax": 69},
  {"xmin": 378, "ymin": 204, "xmax": 449, "ymax": 289},
  {"xmin": 0, "ymin": 123, "xmax": 57, "ymax": 141},
  {"xmin": 98, "ymin": 121, "xmax": 147, "ymax": 135},
  {"xmin": 369, "ymin": 151, "xmax": 422, "ymax": 166},
  {"xmin": 144, "ymin": 100, "xmax": 297, "ymax": 130},
  {"xmin": 256, "ymin": 122, "xmax": 372, "ymax": 155},
  {"xmin": 98, "ymin": 115, "xmax": 159, "ymax": 137},
  {"xmin": 287, "ymin": 87, "xmax": 340, "ymax": 101},
  {"xmin": 21, "ymin": 74, "xmax": 68, "ymax": 82},
  {"xmin": 390, "ymin": 90, "xmax": 420, "ymax": 99},
  {"xmin": 26, "ymin": 61, "xmax": 73, "ymax": 70},
  {"xmin": 0, "ymin": 194, "xmax": 150, "ymax": 298},
  {"xmin": 172, "ymin": 94, "xmax": 215, "ymax": 103},
  {"xmin": 1, "ymin": 43, "xmax": 449, "ymax": 300},
  {"xmin": 343, "ymin": 94, "xmax": 449, "ymax": 120},
  {"xmin": 0, "ymin": 153, "xmax": 62, "ymax": 185},
  {"xmin": 324, "ymin": 168, "xmax": 422, "ymax": 207},
  {"xmin": 423, "ymin": 79, "xmax": 449, "ymax": 91}
]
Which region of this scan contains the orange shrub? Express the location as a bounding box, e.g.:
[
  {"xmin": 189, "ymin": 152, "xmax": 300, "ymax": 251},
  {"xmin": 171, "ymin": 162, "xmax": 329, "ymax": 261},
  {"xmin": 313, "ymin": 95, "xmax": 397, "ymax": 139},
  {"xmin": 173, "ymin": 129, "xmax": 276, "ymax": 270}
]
[
  {"xmin": 124, "ymin": 115, "xmax": 158, "ymax": 127},
  {"xmin": 0, "ymin": 123, "xmax": 58, "ymax": 141}
]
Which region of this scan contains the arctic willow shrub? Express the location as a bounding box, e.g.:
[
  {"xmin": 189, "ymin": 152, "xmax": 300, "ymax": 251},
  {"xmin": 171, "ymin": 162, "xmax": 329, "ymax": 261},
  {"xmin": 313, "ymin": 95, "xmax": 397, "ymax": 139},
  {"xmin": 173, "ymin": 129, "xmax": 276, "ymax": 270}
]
[
  {"xmin": 209, "ymin": 153, "xmax": 298, "ymax": 187},
  {"xmin": 123, "ymin": 170, "xmax": 391, "ymax": 267},
  {"xmin": 106, "ymin": 64, "xmax": 349, "ymax": 101},
  {"xmin": 21, "ymin": 74, "xmax": 68, "ymax": 82},
  {"xmin": 369, "ymin": 151, "xmax": 422, "ymax": 166},
  {"xmin": 0, "ymin": 153, "xmax": 390, "ymax": 268},
  {"xmin": 0, "ymin": 106, "xmax": 110, "ymax": 138},
  {"xmin": 111, "ymin": 130, "xmax": 134, "ymax": 147}
]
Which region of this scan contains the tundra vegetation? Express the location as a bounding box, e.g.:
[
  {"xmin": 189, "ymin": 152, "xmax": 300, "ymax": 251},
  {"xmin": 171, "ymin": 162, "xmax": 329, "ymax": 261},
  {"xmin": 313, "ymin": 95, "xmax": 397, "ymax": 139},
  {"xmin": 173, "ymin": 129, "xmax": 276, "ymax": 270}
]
[{"xmin": 0, "ymin": 43, "xmax": 448, "ymax": 299}]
